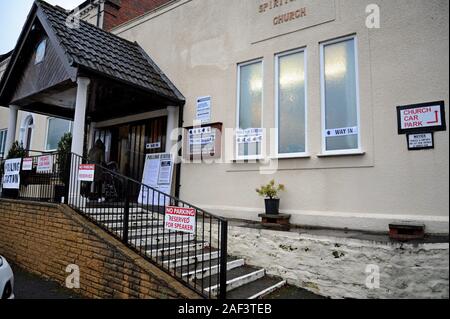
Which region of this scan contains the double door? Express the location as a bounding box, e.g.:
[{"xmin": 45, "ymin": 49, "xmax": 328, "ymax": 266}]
[{"xmin": 93, "ymin": 116, "xmax": 167, "ymax": 185}]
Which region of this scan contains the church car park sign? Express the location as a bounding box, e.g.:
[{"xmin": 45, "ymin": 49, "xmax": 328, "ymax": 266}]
[
  {"xmin": 397, "ymin": 101, "xmax": 446, "ymax": 134},
  {"xmin": 397, "ymin": 101, "xmax": 446, "ymax": 151}
]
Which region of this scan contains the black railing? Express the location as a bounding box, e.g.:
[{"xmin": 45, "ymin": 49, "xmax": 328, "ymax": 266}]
[
  {"xmin": 0, "ymin": 152, "xmax": 69, "ymax": 203},
  {"xmin": 0, "ymin": 152, "xmax": 228, "ymax": 299}
]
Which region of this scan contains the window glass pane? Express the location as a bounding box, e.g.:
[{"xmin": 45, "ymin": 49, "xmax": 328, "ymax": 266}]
[
  {"xmin": 323, "ymin": 38, "xmax": 358, "ymax": 151},
  {"xmin": 35, "ymin": 39, "xmax": 47, "ymax": 64},
  {"xmin": 278, "ymin": 51, "xmax": 306, "ymax": 154},
  {"xmin": 238, "ymin": 61, "xmax": 263, "ymax": 157},
  {"xmin": 0, "ymin": 130, "xmax": 6, "ymax": 156},
  {"xmin": 46, "ymin": 118, "xmax": 71, "ymax": 150}
]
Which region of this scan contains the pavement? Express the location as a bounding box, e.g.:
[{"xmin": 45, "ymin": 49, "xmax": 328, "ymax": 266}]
[
  {"xmin": 10, "ymin": 263, "xmax": 81, "ymax": 299},
  {"xmin": 263, "ymin": 284, "xmax": 327, "ymax": 299}
]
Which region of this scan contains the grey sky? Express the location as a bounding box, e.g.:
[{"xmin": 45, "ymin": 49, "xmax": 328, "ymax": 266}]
[{"xmin": 0, "ymin": 0, "xmax": 85, "ymax": 54}]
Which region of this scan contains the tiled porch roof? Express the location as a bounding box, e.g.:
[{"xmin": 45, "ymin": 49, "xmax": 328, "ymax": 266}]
[{"xmin": 37, "ymin": 0, "xmax": 184, "ymax": 104}]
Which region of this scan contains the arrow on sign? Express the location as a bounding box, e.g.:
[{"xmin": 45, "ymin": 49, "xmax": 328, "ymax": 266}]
[{"xmin": 427, "ymin": 111, "xmax": 439, "ymax": 124}]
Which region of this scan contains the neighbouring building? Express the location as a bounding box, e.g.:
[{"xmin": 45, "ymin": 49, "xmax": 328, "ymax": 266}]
[{"xmin": 0, "ymin": 0, "xmax": 448, "ymax": 236}]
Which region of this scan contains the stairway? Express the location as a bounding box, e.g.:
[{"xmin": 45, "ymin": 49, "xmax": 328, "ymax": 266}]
[{"xmin": 83, "ymin": 206, "xmax": 288, "ymax": 299}]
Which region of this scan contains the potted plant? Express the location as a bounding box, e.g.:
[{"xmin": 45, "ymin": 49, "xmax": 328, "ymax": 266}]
[
  {"xmin": 55, "ymin": 133, "xmax": 72, "ymax": 203},
  {"xmin": 2, "ymin": 141, "xmax": 27, "ymax": 199},
  {"xmin": 256, "ymin": 179, "xmax": 285, "ymax": 215}
]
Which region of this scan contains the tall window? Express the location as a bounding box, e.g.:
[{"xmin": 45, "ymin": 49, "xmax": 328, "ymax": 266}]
[
  {"xmin": 321, "ymin": 36, "xmax": 360, "ymax": 153},
  {"xmin": 20, "ymin": 115, "xmax": 34, "ymax": 151},
  {"xmin": 0, "ymin": 129, "xmax": 7, "ymax": 158},
  {"xmin": 46, "ymin": 118, "xmax": 72, "ymax": 151},
  {"xmin": 276, "ymin": 49, "xmax": 307, "ymax": 156},
  {"xmin": 237, "ymin": 60, "xmax": 263, "ymax": 159}
]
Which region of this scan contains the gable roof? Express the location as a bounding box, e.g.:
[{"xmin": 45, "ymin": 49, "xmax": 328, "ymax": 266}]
[{"xmin": 0, "ymin": 0, "xmax": 184, "ymax": 106}]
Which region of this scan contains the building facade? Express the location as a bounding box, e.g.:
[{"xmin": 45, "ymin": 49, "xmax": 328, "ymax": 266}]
[{"xmin": 1, "ymin": 0, "xmax": 448, "ymax": 234}]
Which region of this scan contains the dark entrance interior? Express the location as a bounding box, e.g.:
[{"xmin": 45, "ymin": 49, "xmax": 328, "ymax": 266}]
[{"xmin": 93, "ymin": 116, "xmax": 167, "ymax": 185}]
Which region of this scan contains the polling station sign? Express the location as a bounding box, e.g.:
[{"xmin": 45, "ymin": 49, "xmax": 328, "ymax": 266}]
[
  {"xmin": 397, "ymin": 101, "xmax": 446, "ymax": 134},
  {"xmin": 36, "ymin": 155, "xmax": 53, "ymax": 173},
  {"xmin": 164, "ymin": 206, "xmax": 196, "ymax": 234},
  {"xmin": 78, "ymin": 164, "xmax": 95, "ymax": 182},
  {"xmin": 2, "ymin": 158, "xmax": 22, "ymax": 189}
]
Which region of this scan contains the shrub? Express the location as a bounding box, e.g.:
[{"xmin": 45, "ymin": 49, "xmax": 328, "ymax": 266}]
[{"xmin": 256, "ymin": 179, "xmax": 285, "ymax": 199}]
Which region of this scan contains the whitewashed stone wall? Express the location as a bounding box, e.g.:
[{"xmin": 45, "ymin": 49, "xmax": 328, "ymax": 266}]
[{"xmin": 204, "ymin": 224, "xmax": 449, "ymax": 299}]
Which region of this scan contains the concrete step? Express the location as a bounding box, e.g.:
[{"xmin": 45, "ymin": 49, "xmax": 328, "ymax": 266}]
[
  {"xmin": 147, "ymin": 241, "xmax": 208, "ymax": 257},
  {"xmin": 89, "ymin": 213, "xmax": 163, "ymax": 223},
  {"xmin": 161, "ymin": 248, "xmax": 219, "ymax": 269},
  {"xmin": 182, "ymin": 258, "xmax": 245, "ymax": 281},
  {"xmin": 226, "ymin": 276, "xmax": 287, "ymax": 299},
  {"xmin": 129, "ymin": 233, "xmax": 195, "ymax": 247},
  {"xmin": 104, "ymin": 221, "xmax": 165, "ymax": 231},
  {"xmin": 202, "ymin": 266, "xmax": 266, "ymax": 296}
]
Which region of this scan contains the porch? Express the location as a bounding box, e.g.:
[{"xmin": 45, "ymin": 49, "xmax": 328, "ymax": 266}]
[{"xmin": 0, "ymin": 1, "xmax": 184, "ymax": 197}]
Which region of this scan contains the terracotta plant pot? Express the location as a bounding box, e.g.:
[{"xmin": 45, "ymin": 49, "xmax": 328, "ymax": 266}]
[{"xmin": 264, "ymin": 198, "xmax": 280, "ymax": 215}]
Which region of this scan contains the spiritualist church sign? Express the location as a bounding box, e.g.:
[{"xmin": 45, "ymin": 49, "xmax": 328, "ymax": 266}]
[{"xmin": 250, "ymin": 0, "xmax": 336, "ymax": 43}]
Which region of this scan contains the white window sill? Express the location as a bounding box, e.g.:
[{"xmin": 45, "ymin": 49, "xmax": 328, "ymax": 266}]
[
  {"xmin": 316, "ymin": 151, "xmax": 366, "ymax": 158},
  {"xmin": 270, "ymin": 154, "xmax": 311, "ymax": 159}
]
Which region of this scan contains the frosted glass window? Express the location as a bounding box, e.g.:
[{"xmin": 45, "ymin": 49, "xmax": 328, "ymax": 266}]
[
  {"xmin": 322, "ymin": 38, "xmax": 359, "ymax": 151},
  {"xmin": 46, "ymin": 118, "xmax": 72, "ymax": 150},
  {"xmin": 277, "ymin": 51, "xmax": 306, "ymax": 155},
  {"xmin": 0, "ymin": 129, "xmax": 7, "ymax": 157},
  {"xmin": 237, "ymin": 61, "xmax": 263, "ymax": 158}
]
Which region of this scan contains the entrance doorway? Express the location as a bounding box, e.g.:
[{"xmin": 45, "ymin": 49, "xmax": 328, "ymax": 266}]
[{"xmin": 93, "ymin": 116, "xmax": 167, "ymax": 186}]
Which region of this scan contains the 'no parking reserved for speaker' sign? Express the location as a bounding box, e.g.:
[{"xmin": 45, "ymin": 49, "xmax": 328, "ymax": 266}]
[{"xmin": 164, "ymin": 206, "xmax": 196, "ymax": 234}]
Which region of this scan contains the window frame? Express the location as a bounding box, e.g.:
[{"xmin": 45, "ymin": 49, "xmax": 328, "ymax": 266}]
[
  {"xmin": 236, "ymin": 58, "xmax": 264, "ymax": 161},
  {"xmin": 320, "ymin": 35, "xmax": 362, "ymax": 156},
  {"xmin": 44, "ymin": 117, "xmax": 72, "ymax": 152},
  {"xmin": 275, "ymin": 47, "xmax": 309, "ymax": 159}
]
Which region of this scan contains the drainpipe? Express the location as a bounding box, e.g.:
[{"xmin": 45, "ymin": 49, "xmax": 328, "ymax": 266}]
[{"xmin": 175, "ymin": 105, "xmax": 184, "ymax": 199}]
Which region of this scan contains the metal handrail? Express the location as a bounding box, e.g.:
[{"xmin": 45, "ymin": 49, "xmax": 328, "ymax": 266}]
[{"xmin": 65, "ymin": 152, "xmax": 228, "ymax": 299}]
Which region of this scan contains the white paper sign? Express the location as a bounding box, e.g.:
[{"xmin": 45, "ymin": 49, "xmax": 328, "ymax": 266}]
[
  {"xmin": 138, "ymin": 153, "xmax": 174, "ymax": 205},
  {"xmin": 22, "ymin": 158, "xmax": 33, "ymax": 171},
  {"xmin": 196, "ymin": 96, "xmax": 211, "ymax": 123},
  {"xmin": 236, "ymin": 128, "xmax": 264, "ymax": 144},
  {"xmin": 37, "ymin": 155, "xmax": 53, "ymax": 173},
  {"xmin": 2, "ymin": 158, "xmax": 21, "ymax": 189},
  {"xmin": 164, "ymin": 206, "xmax": 196, "ymax": 234},
  {"xmin": 146, "ymin": 142, "xmax": 161, "ymax": 150},
  {"xmin": 78, "ymin": 164, "xmax": 95, "ymax": 182},
  {"xmin": 325, "ymin": 126, "xmax": 358, "ymax": 137}
]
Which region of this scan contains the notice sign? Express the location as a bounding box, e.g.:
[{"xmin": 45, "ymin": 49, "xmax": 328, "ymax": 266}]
[
  {"xmin": 325, "ymin": 126, "xmax": 358, "ymax": 137},
  {"xmin": 407, "ymin": 133, "xmax": 434, "ymax": 150},
  {"xmin": 189, "ymin": 126, "xmax": 216, "ymax": 155},
  {"xmin": 236, "ymin": 128, "xmax": 263, "ymax": 144},
  {"xmin": 36, "ymin": 155, "xmax": 53, "ymax": 173},
  {"xmin": 22, "ymin": 158, "xmax": 33, "ymax": 171},
  {"xmin": 196, "ymin": 96, "xmax": 211, "ymax": 124},
  {"xmin": 78, "ymin": 164, "xmax": 95, "ymax": 182},
  {"xmin": 2, "ymin": 158, "xmax": 21, "ymax": 189},
  {"xmin": 164, "ymin": 206, "xmax": 196, "ymax": 234},
  {"xmin": 138, "ymin": 153, "xmax": 174, "ymax": 206},
  {"xmin": 146, "ymin": 142, "xmax": 161, "ymax": 150},
  {"xmin": 397, "ymin": 101, "xmax": 446, "ymax": 134}
]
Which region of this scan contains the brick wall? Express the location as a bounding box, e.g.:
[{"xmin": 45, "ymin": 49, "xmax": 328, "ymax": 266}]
[
  {"xmin": 0, "ymin": 199, "xmax": 201, "ymax": 299},
  {"xmin": 103, "ymin": 0, "xmax": 173, "ymax": 30}
]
